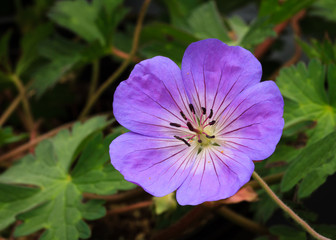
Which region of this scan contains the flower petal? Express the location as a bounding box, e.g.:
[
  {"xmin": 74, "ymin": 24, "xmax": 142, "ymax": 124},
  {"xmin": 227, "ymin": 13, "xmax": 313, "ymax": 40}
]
[
  {"xmin": 113, "ymin": 56, "xmax": 191, "ymax": 138},
  {"xmin": 216, "ymin": 81, "xmax": 284, "ymax": 160},
  {"xmin": 176, "ymin": 148, "xmax": 254, "ymax": 205},
  {"xmin": 110, "ymin": 132, "xmax": 196, "ymax": 197},
  {"xmin": 181, "ymin": 39, "xmax": 262, "ymax": 118}
]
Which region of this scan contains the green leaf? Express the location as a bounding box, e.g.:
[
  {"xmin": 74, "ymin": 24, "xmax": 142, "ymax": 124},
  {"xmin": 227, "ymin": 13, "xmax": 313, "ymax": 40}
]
[
  {"xmin": 0, "ymin": 116, "xmax": 134, "ymax": 239},
  {"xmin": 281, "ymin": 131, "xmax": 336, "ymax": 195},
  {"xmin": 72, "ymin": 131, "xmax": 134, "ymax": 195},
  {"xmin": 187, "ymin": 1, "xmax": 231, "ymax": 42},
  {"xmin": 0, "ymin": 127, "xmax": 28, "ymax": 147},
  {"xmin": 48, "ymin": 0, "xmax": 105, "ymax": 45},
  {"xmin": 276, "ymin": 60, "xmax": 336, "ymax": 141}
]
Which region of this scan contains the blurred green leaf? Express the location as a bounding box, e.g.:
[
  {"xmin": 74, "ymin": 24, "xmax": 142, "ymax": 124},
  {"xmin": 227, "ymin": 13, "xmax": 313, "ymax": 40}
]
[
  {"xmin": 313, "ymin": 225, "xmax": 336, "ymax": 239},
  {"xmin": 298, "ymin": 38, "xmax": 336, "ymax": 64},
  {"xmin": 311, "ymin": 0, "xmax": 336, "ymax": 22},
  {"xmin": 163, "ymin": 0, "xmax": 201, "ymax": 30},
  {"xmin": 187, "ymin": 1, "xmax": 231, "ymax": 42},
  {"xmin": 277, "ymin": 60, "xmax": 336, "ymax": 141},
  {"xmin": 139, "ymin": 23, "xmax": 198, "ymax": 64},
  {"xmin": 259, "ymin": 0, "xmax": 315, "ymax": 24},
  {"xmin": 31, "ymin": 36, "xmax": 84, "ymax": 96},
  {"xmin": 48, "ymin": 0, "xmax": 105, "ymax": 45},
  {"xmin": 281, "ymin": 131, "xmax": 336, "ymax": 196},
  {"xmin": 0, "ymin": 127, "xmax": 28, "ymax": 147},
  {"xmin": 239, "ymin": 17, "xmax": 276, "ymax": 50},
  {"xmin": 0, "ymin": 30, "xmax": 12, "ymax": 69},
  {"xmin": 0, "ymin": 117, "xmax": 134, "ymax": 239},
  {"xmin": 15, "ymin": 24, "xmax": 53, "ymax": 76},
  {"xmin": 48, "ymin": 0, "xmax": 125, "ymax": 48},
  {"xmin": 269, "ymin": 225, "xmax": 306, "ymax": 240},
  {"xmin": 251, "ymin": 185, "xmax": 279, "ymax": 223},
  {"xmin": 153, "ymin": 193, "xmax": 177, "ymax": 215}
]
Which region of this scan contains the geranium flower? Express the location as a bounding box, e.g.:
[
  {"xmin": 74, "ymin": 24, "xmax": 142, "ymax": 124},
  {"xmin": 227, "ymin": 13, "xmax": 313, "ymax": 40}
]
[{"xmin": 110, "ymin": 39, "xmax": 284, "ymax": 205}]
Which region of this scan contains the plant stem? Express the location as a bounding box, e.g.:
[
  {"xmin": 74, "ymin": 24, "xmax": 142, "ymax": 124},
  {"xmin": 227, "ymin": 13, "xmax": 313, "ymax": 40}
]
[
  {"xmin": 0, "ymin": 94, "xmax": 22, "ymax": 127},
  {"xmin": 252, "ymin": 171, "xmax": 330, "ymax": 240},
  {"xmin": 217, "ymin": 206, "xmax": 268, "ymax": 235},
  {"xmin": 247, "ymin": 172, "xmax": 284, "ymax": 189},
  {"xmin": 0, "ymin": 80, "xmax": 33, "ymax": 127},
  {"xmin": 88, "ymin": 60, "xmax": 100, "ymax": 99},
  {"xmin": 79, "ymin": 0, "xmax": 151, "ymax": 120},
  {"xmin": 107, "ymin": 200, "xmax": 153, "ymax": 215},
  {"xmin": 11, "ymin": 75, "xmax": 34, "ymax": 131}
]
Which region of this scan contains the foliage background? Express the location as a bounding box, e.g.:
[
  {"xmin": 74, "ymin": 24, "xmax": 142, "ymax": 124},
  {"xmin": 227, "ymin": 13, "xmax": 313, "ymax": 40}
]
[{"xmin": 0, "ymin": 0, "xmax": 336, "ymax": 239}]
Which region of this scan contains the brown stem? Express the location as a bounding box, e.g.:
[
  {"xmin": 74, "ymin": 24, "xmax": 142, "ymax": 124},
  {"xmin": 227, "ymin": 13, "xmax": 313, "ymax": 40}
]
[
  {"xmin": 216, "ymin": 206, "xmax": 269, "ymax": 235},
  {"xmin": 88, "ymin": 60, "xmax": 100, "ymax": 99},
  {"xmin": 83, "ymin": 187, "xmax": 148, "ymax": 203},
  {"xmin": 246, "ymin": 172, "xmax": 284, "ymax": 189},
  {"xmin": 79, "ymin": 0, "xmax": 151, "ymax": 119},
  {"xmin": 11, "ymin": 75, "xmax": 34, "ymax": 131},
  {"xmin": 252, "ymin": 171, "xmax": 331, "ymax": 240},
  {"xmin": 0, "ymin": 93, "xmax": 22, "ymax": 127},
  {"xmin": 107, "ymin": 200, "xmax": 153, "ymax": 215},
  {"xmin": 111, "ymin": 47, "xmax": 141, "ymax": 62},
  {"xmin": 0, "ymin": 121, "xmax": 74, "ymax": 162},
  {"xmin": 254, "ymin": 19, "xmax": 291, "ymax": 59},
  {"xmin": 269, "ymin": 10, "xmax": 305, "ymax": 80}
]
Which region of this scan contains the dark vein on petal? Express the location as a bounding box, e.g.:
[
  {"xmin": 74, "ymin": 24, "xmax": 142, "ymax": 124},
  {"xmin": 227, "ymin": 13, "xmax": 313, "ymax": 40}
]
[
  {"xmin": 219, "ymin": 122, "xmax": 261, "ymax": 136},
  {"xmin": 217, "ymin": 100, "xmax": 263, "ymax": 133},
  {"xmin": 140, "ymin": 147, "xmax": 189, "ymax": 172},
  {"xmin": 208, "ymin": 150, "xmax": 221, "ymax": 186},
  {"xmin": 127, "ymin": 81, "xmax": 185, "ymax": 123},
  {"xmin": 212, "ymin": 75, "xmax": 240, "ymax": 121},
  {"xmin": 190, "ymin": 69, "xmax": 202, "ymax": 113}
]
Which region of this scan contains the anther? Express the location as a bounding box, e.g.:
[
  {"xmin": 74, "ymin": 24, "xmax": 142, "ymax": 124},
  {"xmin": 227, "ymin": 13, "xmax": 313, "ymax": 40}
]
[
  {"xmin": 206, "ymin": 135, "xmax": 215, "ymax": 139},
  {"xmin": 201, "ymin": 107, "xmax": 206, "ymax": 115},
  {"xmin": 198, "ymin": 139, "xmax": 202, "ymax": 143},
  {"xmin": 187, "ymin": 122, "xmax": 195, "ymax": 131},
  {"xmin": 189, "ymin": 104, "xmax": 195, "ymax": 114},
  {"xmin": 209, "ymin": 120, "xmax": 216, "ymax": 125},
  {"xmin": 208, "ymin": 109, "xmax": 213, "ymax": 119},
  {"xmin": 180, "ymin": 111, "xmax": 187, "ymax": 121},
  {"xmin": 170, "ymin": 123, "xmax": 181, "ymax": 127},
  {"xmin": 174, "ymin": 135, "xmax": 191, "ymax": 147}
]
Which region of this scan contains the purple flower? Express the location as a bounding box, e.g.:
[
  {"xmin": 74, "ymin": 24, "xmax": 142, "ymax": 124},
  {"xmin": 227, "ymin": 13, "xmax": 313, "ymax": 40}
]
[{"xmin": 110, "ymin": 39, "xmax": 284, "ymax": 205}]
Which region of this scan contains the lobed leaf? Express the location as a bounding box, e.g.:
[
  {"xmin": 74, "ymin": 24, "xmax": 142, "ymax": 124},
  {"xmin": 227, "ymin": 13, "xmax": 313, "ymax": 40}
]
[{"xmin": 0, "ymin": 117, "xmax": 135, "ymax": 239}]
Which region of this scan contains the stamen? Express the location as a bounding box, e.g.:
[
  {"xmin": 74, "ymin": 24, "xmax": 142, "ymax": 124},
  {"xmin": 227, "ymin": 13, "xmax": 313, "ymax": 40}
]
[
  {"xmin": 209, "ymin": 120, "xmax": 216, "ymax": 125},
  {"xmin": 187, "ymin": 122, "xmax": 195, "ymax": 131},
  {"xmin": 180, "ymin": 111, "xmax": 187, "ymax": 121},
  {"xmin": 198, "ymin": 139, "xmax": 202, "ymax": 143},
  {"xmin": 208, "ymin": 109, "xmax": 213, "ymax": 119},
  {"xmin": 174, "ymin": 135, "xmax": 191, "ymax": 147},
  {"xmin": 189, "ymin": 104, "xmax": 195, "ymax": 114},
  {"xmin": 202, "ymin": 132, "xmax": 215, "ymax": 138},
  {"xmin": 170, "ymin": 123, "xmax": 181, "ymax": 127},
  {"xmin": 201, "ymin": 107, "xmax": 206, "ymax": 115}
]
